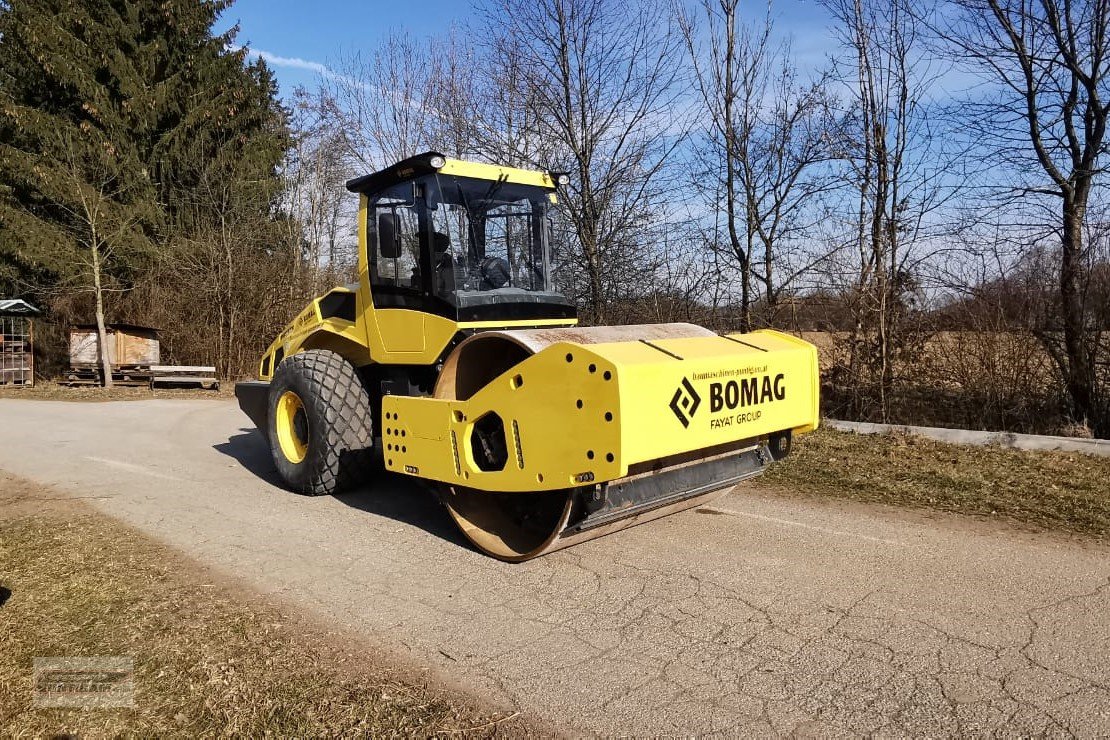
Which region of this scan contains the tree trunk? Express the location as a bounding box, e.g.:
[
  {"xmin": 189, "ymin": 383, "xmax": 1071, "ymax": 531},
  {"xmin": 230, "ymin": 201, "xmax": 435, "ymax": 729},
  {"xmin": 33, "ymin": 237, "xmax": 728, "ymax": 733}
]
[
  {"xmin": 724, "ymin": 170, "xmax": 749, "ymax": 331},
  {"xmin": 90, "ymin": 244, "xmax": 113, "ymax": 389},
  {"xmin": 721, "ymin": 1, "xmax": 751, "ymax": 333},
  {"xmin": 585, "ymin": 242, "xmax": 604, "ymax": 324},
  {"xmin": 1059, "ymin": 195, "xmax": 1096, "ymax": 425}
]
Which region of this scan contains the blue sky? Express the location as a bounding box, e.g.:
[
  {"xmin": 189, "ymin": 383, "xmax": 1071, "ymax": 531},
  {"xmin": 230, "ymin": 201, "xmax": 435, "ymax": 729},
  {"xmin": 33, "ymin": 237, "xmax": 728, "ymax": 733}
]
[
  {"xmin": 216, "ymin": 0, "xmax": 474, "ymax": 97},
  {"xmin": 215, "ymin": 0, "xmax": 839, "ymax": 100}
]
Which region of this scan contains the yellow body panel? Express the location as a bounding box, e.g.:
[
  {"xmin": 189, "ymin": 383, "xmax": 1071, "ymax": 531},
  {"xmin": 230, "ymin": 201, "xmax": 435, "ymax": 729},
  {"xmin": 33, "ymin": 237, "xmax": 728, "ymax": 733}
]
[
  {"xmin": 438, "ymin": 158, "xmax": 557, "ymax": 189},
  {"xmin": 383, "ymin": 330, "xmax": 819, "ymax": 492},
  {"xmin": 375, "ymin": 310, "xmax": 426, "ymax": 353}
]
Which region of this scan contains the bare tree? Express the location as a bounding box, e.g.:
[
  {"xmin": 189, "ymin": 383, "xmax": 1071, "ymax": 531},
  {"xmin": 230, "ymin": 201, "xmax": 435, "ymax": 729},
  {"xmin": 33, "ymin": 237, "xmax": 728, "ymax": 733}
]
[
  {"xmin": 469, "ymin": 29, "xmax": 550, "ymax": 169},
  {"xmin": 679, "ymin": 1, "xmax": 839, "ymax": 331},
  {"xmin": 937, "ymin": 0, "xmax": 1110, "ymax": 433},
  {"xmin": 423, "ymin": 30, "xmax": 483, "ymax": 159},
  {"xmin": 322, "ymin": 29, "xmax": 435, "ymax": 170},
  {"xmin": 285, "ymin": 92, "xmax": 356, "ymax": 291},
  {"xmin": 46, "ymin": 132, "xmax": 151, "ymax": 387},
  {"xmin": 823, "ymin": 0, "xmax": 955, "ymax": 420},
  {"xmin": 487, "ymin": 0, "xmax": 686, "ymax": 323}
]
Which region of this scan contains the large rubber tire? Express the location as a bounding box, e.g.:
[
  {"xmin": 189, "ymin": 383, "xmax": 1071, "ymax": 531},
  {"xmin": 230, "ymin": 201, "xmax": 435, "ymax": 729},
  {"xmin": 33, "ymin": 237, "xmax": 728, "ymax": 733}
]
[{"xmin": 267, "ymin": 350, "xmax": 375, "ymax": 496}]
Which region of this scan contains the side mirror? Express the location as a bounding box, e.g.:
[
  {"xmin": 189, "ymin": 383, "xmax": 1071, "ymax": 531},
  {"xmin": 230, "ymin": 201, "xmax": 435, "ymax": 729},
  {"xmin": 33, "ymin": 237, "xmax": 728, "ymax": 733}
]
[{"xmin": 378, "ymin": 213, "xmax": 402, "ymax": 258}]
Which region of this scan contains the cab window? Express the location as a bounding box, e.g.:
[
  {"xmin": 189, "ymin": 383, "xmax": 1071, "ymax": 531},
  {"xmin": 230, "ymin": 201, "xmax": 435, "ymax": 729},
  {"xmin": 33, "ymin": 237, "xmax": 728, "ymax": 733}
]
[{"xmin": 368, "ymin": 185, "xmax": 424, "ymax": 293}]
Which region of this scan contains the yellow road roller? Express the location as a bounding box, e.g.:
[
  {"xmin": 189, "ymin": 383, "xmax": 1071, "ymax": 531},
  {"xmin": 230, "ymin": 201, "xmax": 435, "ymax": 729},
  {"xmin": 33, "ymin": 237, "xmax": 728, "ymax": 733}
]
[{"xmin": 235, "ymin": 152, "xmax": 820, "ymax": 561}]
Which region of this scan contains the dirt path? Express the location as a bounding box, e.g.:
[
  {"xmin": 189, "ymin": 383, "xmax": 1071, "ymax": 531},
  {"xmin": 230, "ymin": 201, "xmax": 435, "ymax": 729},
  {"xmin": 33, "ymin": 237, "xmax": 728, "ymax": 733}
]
[{"xmin": 1, "ymin": 398, "xmax": 1108, "ymax": 735}]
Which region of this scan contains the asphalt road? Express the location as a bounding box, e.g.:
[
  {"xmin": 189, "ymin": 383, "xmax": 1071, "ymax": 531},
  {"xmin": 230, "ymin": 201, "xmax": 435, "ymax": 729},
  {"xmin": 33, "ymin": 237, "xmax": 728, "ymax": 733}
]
[{"xmin": 1, "ymin": 398, "xmax": 1108, "ymax": 735}]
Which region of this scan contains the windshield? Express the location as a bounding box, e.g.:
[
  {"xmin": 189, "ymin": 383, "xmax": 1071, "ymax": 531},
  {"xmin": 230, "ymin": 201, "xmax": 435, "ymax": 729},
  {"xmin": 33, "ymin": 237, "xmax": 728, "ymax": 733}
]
[
  {"xmin": 429, "ymin": 174, "xmax": 551, "ymax": 295},
  {"xmin": 368, "ymin": 174, "xmax": 558, "ymax": 304}
]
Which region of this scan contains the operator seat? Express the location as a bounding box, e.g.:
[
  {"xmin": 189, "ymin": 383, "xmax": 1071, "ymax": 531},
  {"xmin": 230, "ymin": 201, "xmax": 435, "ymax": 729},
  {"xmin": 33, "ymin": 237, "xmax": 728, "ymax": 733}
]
[{"xmin": 433, "ymin": 232, "xmax": 455, "ymax": 296}]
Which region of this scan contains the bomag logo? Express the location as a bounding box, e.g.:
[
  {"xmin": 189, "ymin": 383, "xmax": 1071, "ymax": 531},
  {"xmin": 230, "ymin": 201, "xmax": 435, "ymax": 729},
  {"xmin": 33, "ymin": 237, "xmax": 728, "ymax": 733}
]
[
  {"xmin": 671, "ymin": 372, "xmax": 788, "ymax": 429},
  {"xmin": 669, "ymin": 377, "xmax": 701, "ymax": 428},
  {"xmin": 710, "ymin": 374, "xmax": 786, "ymax": 411}
]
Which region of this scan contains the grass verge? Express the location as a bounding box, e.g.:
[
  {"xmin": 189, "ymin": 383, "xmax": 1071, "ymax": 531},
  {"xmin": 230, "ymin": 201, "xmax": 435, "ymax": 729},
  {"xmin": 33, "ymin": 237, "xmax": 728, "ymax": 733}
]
[
  {"xmin": 0, "ymin": 380, "xmax": 234, "ymax": 402},
  {"xmin": 764, "ymin": 427, "xmax": 1110, "ymax": 539},
  {"xmin": 0, "ymin": 475, "xmax": 528, "ymax": 737}
]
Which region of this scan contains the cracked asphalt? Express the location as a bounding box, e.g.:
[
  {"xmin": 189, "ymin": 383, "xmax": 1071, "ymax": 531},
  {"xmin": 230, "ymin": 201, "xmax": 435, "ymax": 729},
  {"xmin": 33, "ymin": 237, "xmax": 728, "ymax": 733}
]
[{"xmin": 1, "ymin": 398, "xmax": 1108, "ymax": 735}]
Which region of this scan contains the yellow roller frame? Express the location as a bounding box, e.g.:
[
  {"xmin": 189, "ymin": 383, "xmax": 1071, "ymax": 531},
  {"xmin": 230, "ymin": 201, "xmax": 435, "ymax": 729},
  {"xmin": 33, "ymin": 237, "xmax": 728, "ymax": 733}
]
[{"xmin": 383, "ymin": 329, "xmax": 819, "ymax": 492}]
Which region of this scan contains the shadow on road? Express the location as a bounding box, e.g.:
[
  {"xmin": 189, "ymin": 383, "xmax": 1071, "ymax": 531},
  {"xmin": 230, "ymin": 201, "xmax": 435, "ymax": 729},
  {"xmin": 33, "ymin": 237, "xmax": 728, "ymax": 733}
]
[
  {"xmin": 214, "ymin": 430, "xmax": 286, "ymax": 487},
  {"xmin": 214, "ymin": 430, "xmax": 468, "ymax": 550}
]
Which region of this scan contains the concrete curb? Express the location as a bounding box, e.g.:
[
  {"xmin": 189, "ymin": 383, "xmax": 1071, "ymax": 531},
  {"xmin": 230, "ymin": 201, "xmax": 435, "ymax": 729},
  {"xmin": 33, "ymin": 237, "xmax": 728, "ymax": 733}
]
[{"xmin": 824, "ymin": 419, "xmax": 1110, "ymax": 458}]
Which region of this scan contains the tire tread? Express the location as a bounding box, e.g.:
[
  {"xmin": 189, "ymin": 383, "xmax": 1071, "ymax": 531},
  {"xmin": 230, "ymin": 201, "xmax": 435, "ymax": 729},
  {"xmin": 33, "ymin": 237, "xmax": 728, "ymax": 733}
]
[{"xmin": 269, "ymin": 349, "xmax": 375, "ymax": 496}]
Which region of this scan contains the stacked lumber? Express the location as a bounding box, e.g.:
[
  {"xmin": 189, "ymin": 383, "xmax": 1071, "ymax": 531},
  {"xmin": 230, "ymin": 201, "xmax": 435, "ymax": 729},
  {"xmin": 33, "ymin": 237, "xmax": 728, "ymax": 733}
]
[
  {"xmin": 150, "ymin": 365, "xmax": 219, "ymax": 390},
  {"xmin": 66, "ymin": 365, "xmax": 152, "ymax": 387}
]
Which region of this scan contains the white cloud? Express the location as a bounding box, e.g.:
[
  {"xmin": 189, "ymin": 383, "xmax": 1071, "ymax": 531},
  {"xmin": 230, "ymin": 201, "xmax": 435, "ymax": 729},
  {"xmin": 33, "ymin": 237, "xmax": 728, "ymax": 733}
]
[{"xmin": 234, "ymin": 46, "xmax": 336, "ymax": 79}]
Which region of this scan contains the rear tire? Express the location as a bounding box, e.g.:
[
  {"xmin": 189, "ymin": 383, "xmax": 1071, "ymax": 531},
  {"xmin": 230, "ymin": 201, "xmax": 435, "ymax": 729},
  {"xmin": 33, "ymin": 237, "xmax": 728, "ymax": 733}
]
[{"xmin": 267, "ymin": 349, "xmax": 375, "ymax": 496}]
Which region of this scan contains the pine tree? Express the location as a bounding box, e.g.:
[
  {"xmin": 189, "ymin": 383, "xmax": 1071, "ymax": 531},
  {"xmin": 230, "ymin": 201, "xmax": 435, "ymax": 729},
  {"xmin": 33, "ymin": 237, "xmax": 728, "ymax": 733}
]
[{"xmin": 0, "ymin": 0, "xmax": 290, "ymax": 382}]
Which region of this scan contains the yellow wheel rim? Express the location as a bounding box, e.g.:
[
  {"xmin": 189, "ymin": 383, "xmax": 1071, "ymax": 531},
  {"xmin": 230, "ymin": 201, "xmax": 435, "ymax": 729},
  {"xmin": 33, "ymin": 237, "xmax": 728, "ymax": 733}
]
[{"xmin": 275, "ymin": 391, "xmax": 309, "ymax": 464}]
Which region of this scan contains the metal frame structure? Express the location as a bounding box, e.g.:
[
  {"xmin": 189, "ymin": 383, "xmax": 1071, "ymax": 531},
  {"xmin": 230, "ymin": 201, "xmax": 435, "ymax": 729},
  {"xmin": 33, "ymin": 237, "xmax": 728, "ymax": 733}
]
[{"xmin": 0, "ymin": 313, "xmax": 34, "ymax": 387}]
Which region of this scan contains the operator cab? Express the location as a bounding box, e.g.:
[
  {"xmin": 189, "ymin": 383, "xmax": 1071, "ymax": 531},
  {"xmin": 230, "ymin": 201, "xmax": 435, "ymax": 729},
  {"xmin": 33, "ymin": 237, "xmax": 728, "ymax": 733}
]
[{"xmin": 346, "ymin": 152, "xmax": 576, "ymax": 322}]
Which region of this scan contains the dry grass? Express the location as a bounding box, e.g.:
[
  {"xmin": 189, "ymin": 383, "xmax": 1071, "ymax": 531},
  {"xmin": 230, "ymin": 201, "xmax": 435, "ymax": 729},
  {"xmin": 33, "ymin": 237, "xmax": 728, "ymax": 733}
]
[
  {"xmin": 0, "ymin": 380, "xmax": 233, "ymax": 402},
  {"xmin": 0, "ymin": 476, "xmax": 530, "ymax": 737},
  {"xmin": 765, "ymin": 427, "xmax": 1110, "ymax": 539}
]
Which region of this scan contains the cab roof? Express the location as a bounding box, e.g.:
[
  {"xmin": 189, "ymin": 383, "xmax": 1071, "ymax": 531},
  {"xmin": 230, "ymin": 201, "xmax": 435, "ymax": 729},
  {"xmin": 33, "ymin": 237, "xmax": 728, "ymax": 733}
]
[{"xmin": 345, "ymin": 151, "xmax": 558, "ymax": 195}]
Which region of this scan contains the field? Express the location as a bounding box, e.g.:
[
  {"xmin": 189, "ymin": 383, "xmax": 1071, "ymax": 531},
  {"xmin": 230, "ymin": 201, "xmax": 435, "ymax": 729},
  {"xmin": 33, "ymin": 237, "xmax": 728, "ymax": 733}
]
[
  {"xmin": 798, "ymin": 330, "xmax": 1080, "ymax": 436},
  {"xmin": 0, "ymin": 380, "xmax": 234, "ymax": 402}
]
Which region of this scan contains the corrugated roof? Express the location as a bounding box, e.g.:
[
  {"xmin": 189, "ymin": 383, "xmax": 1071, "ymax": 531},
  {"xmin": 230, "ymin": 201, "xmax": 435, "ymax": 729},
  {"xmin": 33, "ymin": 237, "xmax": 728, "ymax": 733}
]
[{"xmin": 0, "ymin": 299, "xmax": 40, "ymax": 316}]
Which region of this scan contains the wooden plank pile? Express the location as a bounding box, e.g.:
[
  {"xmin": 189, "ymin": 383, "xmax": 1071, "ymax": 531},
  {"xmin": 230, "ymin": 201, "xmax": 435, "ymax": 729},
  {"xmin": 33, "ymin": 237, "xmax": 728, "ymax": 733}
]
[
  {"xmin": 65, "ymin": 365, "xmax": 154, "ymax": 387},
  {"xmin": 150, "ymin": 365, "xmax": 219, "ymax": 390},
  {"xmin": 64, "ymin": 325, "xmax": 219, "ymax": 390}
]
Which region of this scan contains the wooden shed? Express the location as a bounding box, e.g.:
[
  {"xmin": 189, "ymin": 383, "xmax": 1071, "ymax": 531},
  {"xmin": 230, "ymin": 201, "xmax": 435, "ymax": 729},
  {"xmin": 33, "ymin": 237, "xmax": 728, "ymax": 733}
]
[
  {"xmin": 0, "ymin": 299, "xmax": 39, "ymax": 387},
  {"xmin": 69, "ymin": 324, "xmax": 160, "ymax": 367},
  {"xmin": 68, "ymin": 324, "xmax": 160, "ymax": 385}
]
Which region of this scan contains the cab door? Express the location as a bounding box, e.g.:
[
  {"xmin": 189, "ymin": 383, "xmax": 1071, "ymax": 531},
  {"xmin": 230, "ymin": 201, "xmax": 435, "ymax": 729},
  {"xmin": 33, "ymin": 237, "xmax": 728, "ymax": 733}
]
[{"xmin": 364, "ymin": 192, "xmax": 430, "ymax": 355}]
